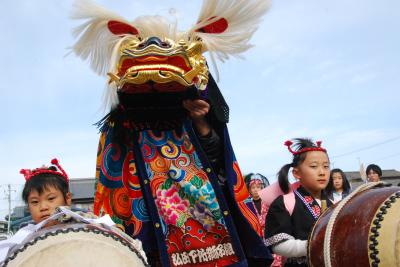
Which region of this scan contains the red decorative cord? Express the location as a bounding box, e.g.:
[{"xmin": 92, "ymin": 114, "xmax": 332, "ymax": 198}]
[
  {"xmin": 284, "ymin": 140, "xmax": 327, "ymax": 155},
  {"xmin": 20, "ymin": 158, "xmax": 69, "ymax": 183}
]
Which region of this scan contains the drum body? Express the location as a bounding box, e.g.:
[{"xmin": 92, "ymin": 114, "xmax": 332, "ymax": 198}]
[
  {"xmin": 308, "ymin": 184, "xmax": 400, "ymax": 267},
  {"xmin": 3, "ymin": 223, "xmax": 148, "ymax": 267}
]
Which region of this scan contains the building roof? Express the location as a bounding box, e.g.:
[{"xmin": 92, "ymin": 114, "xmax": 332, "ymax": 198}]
[
  {"xmin": 345, "ymin": 169, "xmax": 400, "ymax": 181},
  {"xmin": 69, "ymin": 178, "xmax": 96, "ymax": 200}
]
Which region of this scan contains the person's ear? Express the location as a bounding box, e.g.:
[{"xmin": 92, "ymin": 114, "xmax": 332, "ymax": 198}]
[
  {"xmin": 65, "ymin": 192, "xmax": 72, "ymax": 206},
  {"xmin": 292, "ymin": 167, "xmax": 301, "ymax": 180}
]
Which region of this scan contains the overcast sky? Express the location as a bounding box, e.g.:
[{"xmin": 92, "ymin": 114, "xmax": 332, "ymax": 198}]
[{"xmin": 0, "ymin": 0, "xmax": 399, "ymax": 219}]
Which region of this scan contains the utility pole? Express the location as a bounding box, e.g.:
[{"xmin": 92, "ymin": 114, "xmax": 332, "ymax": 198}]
[
  {"xmin": 7, "ymin": 184, "xmax": 11, "ymax": 234},
  {"xmin": 4, "ymin": 184, "xmax": 15, "ymax": 235}
]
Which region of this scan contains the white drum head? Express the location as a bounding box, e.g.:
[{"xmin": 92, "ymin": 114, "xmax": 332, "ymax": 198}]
[{"xmin": 4, "ymin": 225, "xmax": 147, "ymax": 267}]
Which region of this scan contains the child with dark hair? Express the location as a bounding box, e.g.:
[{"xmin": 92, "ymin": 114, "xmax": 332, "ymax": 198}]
[
  {"xmin": 366, "ymin": 164, "xmax": 382, "ymax": 182},
  {"xmin": 20, "ymin": 160, "xmax": 71, "ymax": 226},
  {"xmin": 0, "ymin": 159, "xmax": 117, "ymax": 263},
  {"xmin": 245, "ymin": 173, "xmax": 283, "ymax": 267},
  {"xmin": 264, "ymin": 138, "xmax": 333, "ymax": 267},
  {"xmin": 245, "ymin": 173, "xmax": 269, "ymax": 216},
  {"xmin": 325, "ymin": 168, "xmax": 351, "ymax": 203},
  {"xmin": 0, "ymin": 159, "xmax": 72, "ymax": 261}
]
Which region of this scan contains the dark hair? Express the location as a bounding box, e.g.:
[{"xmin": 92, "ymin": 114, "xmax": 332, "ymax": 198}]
[
  {"xmin": 326, "ymin": 168, "xmax": 351, "ymax": 195},
  {"xmin": 366, "ymin": 164, "xmax": 382, "ymax": 177},
  {"xmin": 22, "ymin": 167, "xmax": 69, "ymax": 203},
  {"xmin": 278, "ymin": 138, "xmax": 328, "ymax": 194}
]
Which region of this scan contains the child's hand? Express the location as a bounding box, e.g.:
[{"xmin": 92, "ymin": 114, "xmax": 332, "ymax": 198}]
[
  {"xmin": 183, "ymin": 99, "xmax": 210, "ymax": 120},
  {"xmin": 183, "ymin": 99, "xmax": 211, "ymax": 136}
]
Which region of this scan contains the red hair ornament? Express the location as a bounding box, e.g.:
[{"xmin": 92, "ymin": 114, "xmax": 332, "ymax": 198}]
[
  {"xmin": 20, "ymin": 158, "xmax": 69, "ymax": 183},
  {"xmin": 284, "ymin": 140, "xmax": 327, "ymax": 155}
]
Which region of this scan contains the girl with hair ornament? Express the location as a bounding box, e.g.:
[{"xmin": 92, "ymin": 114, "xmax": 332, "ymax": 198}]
[
  {"xmin": 264, "ymin": 138, "xmax": 333, "ymax": 267},
  {"xmin": 245, "ymin": 173, "xmax": 269, "ymax": 221},
  {"xmin": 245, "ymin": 173, "xmax": 283, "ymax": 267}
]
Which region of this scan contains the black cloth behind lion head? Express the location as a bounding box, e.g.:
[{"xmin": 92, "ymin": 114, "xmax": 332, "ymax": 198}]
[{"xmin": 95, "ymin": 73, "xmax": 230, "ymax": 145}]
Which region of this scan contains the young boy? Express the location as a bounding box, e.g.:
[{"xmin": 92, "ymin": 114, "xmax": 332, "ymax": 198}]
[
  {"xmin": 0, "ymin": 159, "xmax": 116, "ymax": 263},
  {"xmin": 21, "ymin": 158, "xmax": 71, "ymax": 227},
  {"xmin": 0, "ymin": 159, "xmax": 70, "ymax": 261}
]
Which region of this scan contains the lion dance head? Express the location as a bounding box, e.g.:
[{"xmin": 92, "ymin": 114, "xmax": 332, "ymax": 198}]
[{"xmin": 72, "ymin": 0, "xmax": 271, "ymax": 113}]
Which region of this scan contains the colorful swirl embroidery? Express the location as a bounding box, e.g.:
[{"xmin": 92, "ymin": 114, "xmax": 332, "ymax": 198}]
[
  {"xmin": 132, "ymin": 198, "xmax": 150, "ymax": 221},
  {"xmin": 111, "ymin": 187, "xmax": 132, "ymax": 221},
  {"xmin": 160, "ymin": 140, "xmax": 180, "ymax": 159}
]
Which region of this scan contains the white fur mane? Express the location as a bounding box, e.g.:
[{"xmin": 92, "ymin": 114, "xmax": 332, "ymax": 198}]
[
  {"xmin": 72, "ymin": 0, "xmax": 179, "ymax": 76},
  {"xmin": 188, "ymin": 0, "xmax": 272, "ymax": 62}
]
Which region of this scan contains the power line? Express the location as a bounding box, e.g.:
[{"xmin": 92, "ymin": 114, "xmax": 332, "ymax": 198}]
[
  {"xmin": 373, "ymin": 152, "xmax": 400, "ymax": 163},
  {"xmin": 332, "ymin": 135, "xmax": 400, "ymax": 159}
]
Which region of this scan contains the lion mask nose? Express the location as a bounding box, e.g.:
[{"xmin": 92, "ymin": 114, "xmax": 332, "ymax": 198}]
[{"xmin": 141, "ymin": 37, "xmax": 170, "ymax": 48}]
